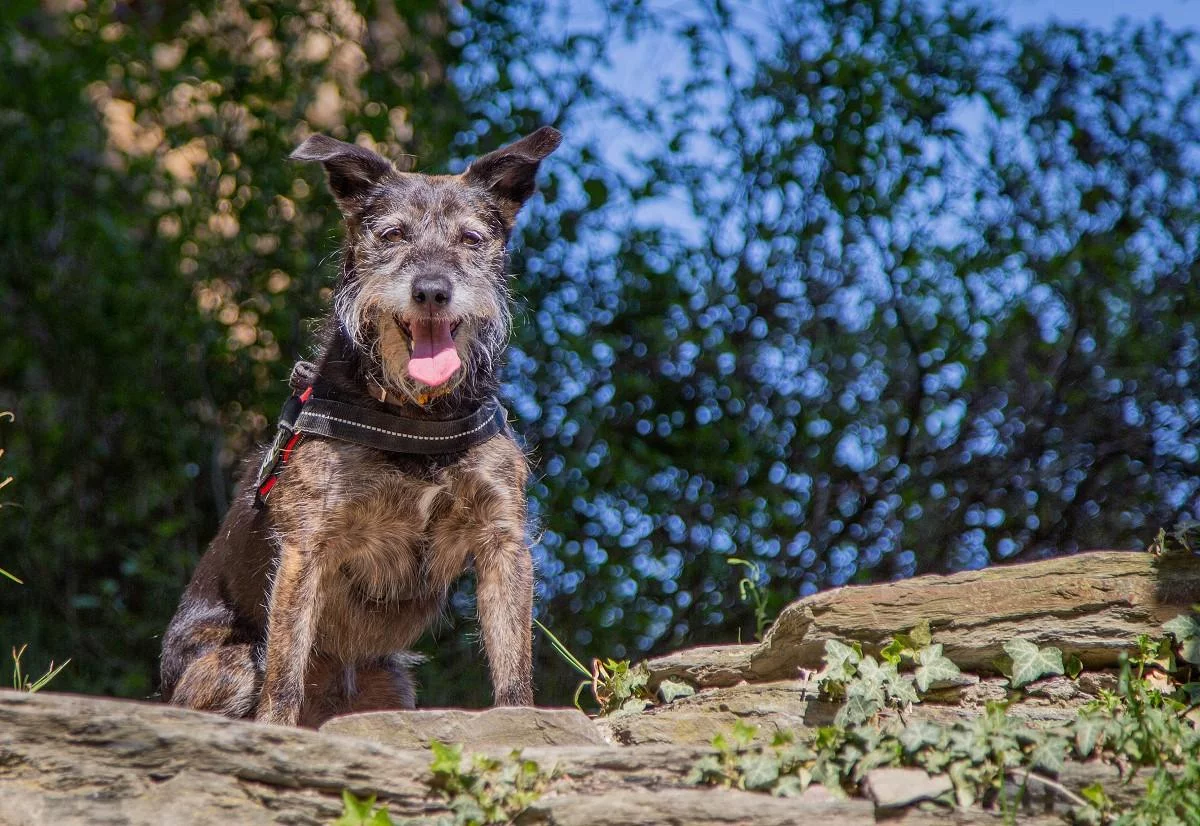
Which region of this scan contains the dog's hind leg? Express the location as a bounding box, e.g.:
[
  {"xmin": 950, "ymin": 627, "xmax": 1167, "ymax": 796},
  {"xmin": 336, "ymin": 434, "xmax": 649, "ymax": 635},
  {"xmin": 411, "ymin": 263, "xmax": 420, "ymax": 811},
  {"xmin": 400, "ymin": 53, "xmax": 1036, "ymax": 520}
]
[
  {"xmin": 161, "ymin": 599, "xmax": 261, "ymax": 718},
  {"xmin": 170, "ymin": 644, "xmax": 261, "ymax": 718}
]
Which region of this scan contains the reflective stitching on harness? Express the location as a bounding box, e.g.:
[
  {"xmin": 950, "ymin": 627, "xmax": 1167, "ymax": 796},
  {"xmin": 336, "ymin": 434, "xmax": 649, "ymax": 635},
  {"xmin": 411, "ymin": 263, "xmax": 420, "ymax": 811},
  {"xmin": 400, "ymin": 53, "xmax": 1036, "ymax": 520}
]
[{"xmin": 299, "ymin": 409, "xmax": 497, "ymax": 441}]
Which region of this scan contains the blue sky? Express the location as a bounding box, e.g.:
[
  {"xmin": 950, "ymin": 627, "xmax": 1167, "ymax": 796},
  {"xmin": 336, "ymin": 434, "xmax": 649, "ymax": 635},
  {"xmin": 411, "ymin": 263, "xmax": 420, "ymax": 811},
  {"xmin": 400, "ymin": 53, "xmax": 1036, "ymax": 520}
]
[{"xmin": 1001, "ymin": 0, "xmax": 1200, "ymax": 28}]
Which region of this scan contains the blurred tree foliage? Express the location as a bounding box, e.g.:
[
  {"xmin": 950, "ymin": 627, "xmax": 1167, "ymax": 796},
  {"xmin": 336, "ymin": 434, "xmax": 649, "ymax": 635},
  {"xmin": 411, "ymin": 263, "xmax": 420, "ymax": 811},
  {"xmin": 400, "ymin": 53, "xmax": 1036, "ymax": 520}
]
[{"xmin": 3, "ymin": 0, "xmax": 1200, "ymax": 706}]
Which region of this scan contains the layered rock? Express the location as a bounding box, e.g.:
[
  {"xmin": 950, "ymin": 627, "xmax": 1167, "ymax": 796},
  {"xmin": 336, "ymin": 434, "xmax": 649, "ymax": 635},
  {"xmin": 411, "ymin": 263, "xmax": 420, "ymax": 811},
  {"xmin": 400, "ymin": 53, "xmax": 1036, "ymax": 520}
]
[{"xmin": 1, "ymin": 549, "xmax": 1189, "ymax": 825}]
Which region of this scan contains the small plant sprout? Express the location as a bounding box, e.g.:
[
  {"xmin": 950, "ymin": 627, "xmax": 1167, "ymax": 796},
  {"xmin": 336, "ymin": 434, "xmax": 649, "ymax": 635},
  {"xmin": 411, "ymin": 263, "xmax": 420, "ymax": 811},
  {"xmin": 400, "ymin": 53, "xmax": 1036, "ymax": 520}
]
[
  {"xmin": 533, "ymin": 618, "xmax": 594, "ymax": 709},
  {"xmin": 335, "ymin": 791, "xmax": 394, "ymax": 826},
  {"xmin": 533, "ymin": 618, "xmax": 654, "ymax": 714},
  {"xmin": 11, "ymin": 644, "xmax": 70, "ymax": 693},
  {"xmin": 727, "ymin": 556, "xmax": 771, "ymax": 641}
]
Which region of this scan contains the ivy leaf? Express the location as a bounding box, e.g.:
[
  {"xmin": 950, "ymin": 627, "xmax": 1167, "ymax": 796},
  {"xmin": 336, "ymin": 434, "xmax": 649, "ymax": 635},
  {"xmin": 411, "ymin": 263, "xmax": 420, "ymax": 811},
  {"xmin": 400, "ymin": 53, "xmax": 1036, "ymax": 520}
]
[
  {"xmin": 948, "ymin": 760, "xmax": 977, "ymax": 809},
  {"xmin": 1003, "ymin": 638, "xmax": 1065, "ymax": 688},
  {"xmin": 772, "ymin": 774, "xmax": 807, "ymax": 797},
  {"xmin": 899, "ymin": 720, "xmax": 945, "ymax": 753},
  {"xmin": 822, "ymin": 639, "xmax": 862, "ymax": 674},
  {"xmin": 737, "ymin": 751, "xmax": 781, "ymax": 790},
  {"xmin": 908, "ymin": 620, "xmax": 933, "ymax": 649},
  {"xmin": 1163, "ymin": 614, "xmax": 1200, "ymax": 642},
  {"xmin": 1179, "ymin": 639, "xmax": 1200, "ymax": 666},
  {"xmin": 687, "ymin": 754, "xmax": 724, "ymax": 785},
  {"xmin": 613, "ymin": 697, "xmax": 651, "ymax": 716},
  {"xmin": 730, "ymin": 719, "xmax": 759, "ymax": 748},
  {"xmin": 818, "ymin": 639, "xmax": 864, "ymax": 699},
  {"xmin": 880, "ymin": 637, "xmax": 907, "ymax": 666},
  {"xmin": 658, "ymin": 678, "xmax": 696, "ymax": 703},
  {"xmin": 1029, "ymin": 735, "xmax": 1068, "ymax": 775},
  {"xmin": 1080, "ymin": 782, "xmax": 1112, "ymax": 808},
  {"xmin": 429, "ymin": 741, "xmax": 463, "ymax": 776},
  {"xmin": 881, "ymin": 667, "xmax": 920, "ymax": 706},
  {"xmin": 338, "ymin": 791, "xmax": 373, "ymax": 823},
  {"xmin": 914, "ymin": 643, "xmax": 962, "ymax": 692},
  {"xmin": 1074, "ymin": 715, "xmax": 1106, "ymax": 757},
  {"xmin": 836, "ymin": 683, "xmax": 884, "ymax": 726}
]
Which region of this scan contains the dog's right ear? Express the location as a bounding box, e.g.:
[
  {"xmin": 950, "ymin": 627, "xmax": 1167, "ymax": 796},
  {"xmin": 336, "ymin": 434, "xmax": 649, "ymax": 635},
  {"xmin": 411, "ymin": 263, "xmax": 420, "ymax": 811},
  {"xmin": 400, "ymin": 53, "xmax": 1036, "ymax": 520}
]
[{"xmin": 290, "ymin": 135, "xmax": 394, "ymax": 212}]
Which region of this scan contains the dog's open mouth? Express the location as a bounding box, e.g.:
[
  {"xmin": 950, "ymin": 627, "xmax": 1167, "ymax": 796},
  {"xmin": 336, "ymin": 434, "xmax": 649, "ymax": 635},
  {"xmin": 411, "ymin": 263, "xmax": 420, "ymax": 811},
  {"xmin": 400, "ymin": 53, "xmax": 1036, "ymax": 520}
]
[{"xmin": 394, "ymin": 314, "xmax": 462, "ymax": 387}]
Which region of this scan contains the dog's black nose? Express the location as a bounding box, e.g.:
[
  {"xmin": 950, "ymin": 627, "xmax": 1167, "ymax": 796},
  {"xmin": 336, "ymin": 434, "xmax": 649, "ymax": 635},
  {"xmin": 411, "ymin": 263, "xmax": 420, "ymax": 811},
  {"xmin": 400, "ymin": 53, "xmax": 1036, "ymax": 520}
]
[{"xmin": 411, "ymin": 273, "xmax": 453, "ymax": 307}]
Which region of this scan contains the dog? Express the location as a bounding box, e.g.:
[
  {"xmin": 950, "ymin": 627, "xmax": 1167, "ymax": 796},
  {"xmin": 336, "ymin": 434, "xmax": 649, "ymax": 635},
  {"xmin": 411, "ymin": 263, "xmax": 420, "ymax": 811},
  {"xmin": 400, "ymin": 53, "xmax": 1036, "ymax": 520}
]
[{"xmin": 160, "ymin": 126, "xmax": 561, "ymax": 727}]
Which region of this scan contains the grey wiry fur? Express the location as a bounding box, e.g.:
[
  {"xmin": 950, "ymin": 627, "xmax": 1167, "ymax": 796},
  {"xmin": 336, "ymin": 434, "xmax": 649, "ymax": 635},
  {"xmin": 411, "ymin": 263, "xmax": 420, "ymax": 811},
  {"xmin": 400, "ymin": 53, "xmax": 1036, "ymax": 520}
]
[{"xmin": 160, "ymin": 127, "xmax": 561, "ymax": 727}]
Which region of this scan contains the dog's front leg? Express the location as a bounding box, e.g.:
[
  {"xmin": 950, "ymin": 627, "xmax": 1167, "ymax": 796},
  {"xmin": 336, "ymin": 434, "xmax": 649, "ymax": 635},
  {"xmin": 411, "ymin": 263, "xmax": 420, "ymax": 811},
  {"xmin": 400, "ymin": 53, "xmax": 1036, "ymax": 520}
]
[
  {"xmin": 257, "ymin": 539, "xmax": 323, "ymax": 725},
  {"xmin": 475, "ymin": 532, "xmax": 535, "ymax": 706}
]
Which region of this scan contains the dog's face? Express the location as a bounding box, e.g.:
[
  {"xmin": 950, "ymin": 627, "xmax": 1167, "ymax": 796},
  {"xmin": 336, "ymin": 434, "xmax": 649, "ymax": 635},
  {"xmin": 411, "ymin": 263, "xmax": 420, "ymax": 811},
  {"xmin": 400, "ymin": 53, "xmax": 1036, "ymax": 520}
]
[{"xmin": 292, "ymin": 128, "xmax": 561, "ymax": 402}]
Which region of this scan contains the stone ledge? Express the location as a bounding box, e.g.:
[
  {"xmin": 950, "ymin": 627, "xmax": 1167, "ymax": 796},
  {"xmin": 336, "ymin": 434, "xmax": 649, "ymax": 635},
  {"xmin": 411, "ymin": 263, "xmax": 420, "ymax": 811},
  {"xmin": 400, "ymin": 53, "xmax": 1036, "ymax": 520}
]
[{"xmin": 321, "ymin": 706, "xmax": 607, "ymax": 750}]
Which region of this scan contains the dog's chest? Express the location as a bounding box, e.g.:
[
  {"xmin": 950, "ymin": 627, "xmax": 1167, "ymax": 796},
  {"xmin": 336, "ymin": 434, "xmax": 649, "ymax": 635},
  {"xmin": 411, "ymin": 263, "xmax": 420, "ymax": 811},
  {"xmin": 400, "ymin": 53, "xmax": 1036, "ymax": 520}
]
[
  {"xmin": 323, "ymin": 469, "xmax": 457, "ymax": 603},
  {"xmin": 290, "ymin": 443, "xmax": 503, "ymax": 603},
  {"xmin": 272, "ymin": 436, "xmax": 525, "ymax": 604}
]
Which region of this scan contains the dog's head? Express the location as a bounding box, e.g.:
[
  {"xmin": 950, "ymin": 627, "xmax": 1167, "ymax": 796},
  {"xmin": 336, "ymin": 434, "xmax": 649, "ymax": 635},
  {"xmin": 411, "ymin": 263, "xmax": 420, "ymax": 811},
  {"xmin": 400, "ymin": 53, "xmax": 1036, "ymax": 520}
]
[{"xmin": 292, "ymin": 127, "xmax": 561, "ymax": 403}]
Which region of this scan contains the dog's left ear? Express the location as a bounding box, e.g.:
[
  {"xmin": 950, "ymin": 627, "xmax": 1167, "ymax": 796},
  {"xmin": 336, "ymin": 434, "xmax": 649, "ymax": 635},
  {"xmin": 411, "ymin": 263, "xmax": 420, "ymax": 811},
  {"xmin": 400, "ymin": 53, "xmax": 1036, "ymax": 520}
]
[
  {"xmin": 291, "ymin": 134, "xmax": 394, "ymax": 213},
  {"xmin": 464, "ymin": 126, "xmax": 562, "ymax": 226}
]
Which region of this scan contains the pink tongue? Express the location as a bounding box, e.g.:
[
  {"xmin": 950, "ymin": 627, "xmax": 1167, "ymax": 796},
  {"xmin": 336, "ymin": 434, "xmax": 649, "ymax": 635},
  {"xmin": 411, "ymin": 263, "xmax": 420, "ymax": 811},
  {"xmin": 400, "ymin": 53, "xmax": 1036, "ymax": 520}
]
[{"xmin": 408, "ymin": 318, "xmax": 461, "ymax": 386}]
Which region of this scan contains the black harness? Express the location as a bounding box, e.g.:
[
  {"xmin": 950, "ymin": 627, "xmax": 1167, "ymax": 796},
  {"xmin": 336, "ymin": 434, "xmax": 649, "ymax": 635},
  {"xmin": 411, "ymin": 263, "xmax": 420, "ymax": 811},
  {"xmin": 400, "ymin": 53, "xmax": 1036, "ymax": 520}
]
[{"xmin": 253, "ymin": 369, "xmax": 507, "ymax": 508}]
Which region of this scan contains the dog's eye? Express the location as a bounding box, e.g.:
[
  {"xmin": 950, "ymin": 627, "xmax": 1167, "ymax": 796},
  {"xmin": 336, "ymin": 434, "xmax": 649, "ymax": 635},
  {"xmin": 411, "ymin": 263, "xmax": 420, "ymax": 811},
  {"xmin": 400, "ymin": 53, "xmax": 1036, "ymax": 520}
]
[
  {"xmin": 461, "ymin": 229, "xmax": 484, "ymax": 247},
  {"xmin": 380, "ymin": 226, "xmax": 408, "ymax": 244}
]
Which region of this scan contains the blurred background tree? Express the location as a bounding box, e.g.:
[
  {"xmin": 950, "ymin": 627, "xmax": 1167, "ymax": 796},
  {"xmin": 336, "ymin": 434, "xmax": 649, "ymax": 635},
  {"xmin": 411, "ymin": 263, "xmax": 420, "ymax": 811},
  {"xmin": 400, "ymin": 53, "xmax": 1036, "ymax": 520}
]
[{"xmin": 2, "ymin": 0, "xmax": 1199, "ymax": 706}]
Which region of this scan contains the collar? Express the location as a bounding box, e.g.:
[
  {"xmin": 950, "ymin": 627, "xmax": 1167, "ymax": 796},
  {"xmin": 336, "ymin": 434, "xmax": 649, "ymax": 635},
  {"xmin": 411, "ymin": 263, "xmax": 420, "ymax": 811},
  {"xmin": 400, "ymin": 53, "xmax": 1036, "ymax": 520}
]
[
  {"xmin": 254, "ymin": 368, "xmax": 507, "ymax": 508},
  {"xmin": 365, "ymin": 373, "xmax": 453, "ymax": 408},
  {"xmin": 288, "ymin": 389, "xmax": 506, "ymax": 455}
]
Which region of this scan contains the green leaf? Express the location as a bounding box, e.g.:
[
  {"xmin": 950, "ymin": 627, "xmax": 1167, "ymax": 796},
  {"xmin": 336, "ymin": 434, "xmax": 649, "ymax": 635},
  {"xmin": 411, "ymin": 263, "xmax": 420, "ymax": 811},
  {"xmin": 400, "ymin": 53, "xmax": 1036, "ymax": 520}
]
[
  {"xmin": 1065, "ymin": 653, "xmax": 1084, "ymax": 680},
  {"xmin": 836, "ymin": 681, "xmax": 884, "ymax": 726},
  {"xmin": 658, "ymin": 678, "xmax": 696, "ymax": 703},
  {"xmin": 898, "ymin": 720, "xmax": 944, "ymax": 753},
  {"xmin": 612, "ymin": 697, "xmax": 651, "ymax": 716},
  {"xmin": 914, "ymin": 643, "xmax": 962, "ymax": 692},
  {"xmin": 772, "ymin": 774, "xmax": 807, "ymax": 797},
  {"xmin": 687, "ymin": 754, "xmax": 724, "ymax": 785},
  {"xmin": 879, "ymin": 637, "xmax": 906, "ymax": 666},
  {"xmin": 822, "ymin": 639, "xmax": 862, "ymax": 672},
  {"xmin": 335, "ymin": 791, "xmax": 393, "ymax": 826},
  {"xmin": 1179, "ymin": 638, "xmax": 1200, "ymax": 666},
  {"xmin": 908, "ymin": 620, "xmax": 933, "ymax": 649},
  {"xmin": 429, "ymin": 740, "xmax": 463, "ymax": 776},
  {"xmin": 1074, "ymin": 715, "xmax": 1106, "ymax": 758},
  {"xmin": 1080, "ymin": 782, "xmax": 1110, "ymax": 807},
  {"xmin": 1163, "ymin": 614, "xmax": 1200, "ymax": 642},
  {"xmin": 730, "ymin": 719, "xmax": 759, "ymax": 748},
  {"xmin": 1003, "ymin": 638, "xmax": 1065, "ymax": 689},
  {"xmin": 1028, "ymin": 735, "xmax": 1068, "ymax": 775},
  {"xmin": 602, "ymin": 659, "xmax": 650, "ymax": 709},
  {"xmin": 737, "ymin": 751, "xmax": 781, "ymax": 790}
]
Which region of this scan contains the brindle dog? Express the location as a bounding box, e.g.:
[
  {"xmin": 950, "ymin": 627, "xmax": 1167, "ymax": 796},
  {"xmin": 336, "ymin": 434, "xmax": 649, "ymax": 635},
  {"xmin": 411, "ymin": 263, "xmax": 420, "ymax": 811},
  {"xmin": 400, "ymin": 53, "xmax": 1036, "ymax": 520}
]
[{"xmin": 160, "ymin": 127, "xmax": 561, "ymax": 727}]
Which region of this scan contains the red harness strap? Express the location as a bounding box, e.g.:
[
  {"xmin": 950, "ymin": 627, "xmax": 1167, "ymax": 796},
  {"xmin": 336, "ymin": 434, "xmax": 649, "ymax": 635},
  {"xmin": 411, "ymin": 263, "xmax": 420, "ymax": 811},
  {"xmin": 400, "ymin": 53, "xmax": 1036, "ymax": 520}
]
[{"xmin": 255, "ymin": 385, "xmax": 313, "ymax": 504}]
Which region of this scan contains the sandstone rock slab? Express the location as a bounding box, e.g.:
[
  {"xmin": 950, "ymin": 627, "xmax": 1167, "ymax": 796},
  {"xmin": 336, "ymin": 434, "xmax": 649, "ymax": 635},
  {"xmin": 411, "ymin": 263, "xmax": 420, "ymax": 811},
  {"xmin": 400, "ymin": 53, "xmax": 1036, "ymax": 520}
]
[
  {"xmin": 862, "ymin": 768, "xmax": 953, "ymax": 808},
  {"xmin": 519, "ymin": 787, "xmax": 875, "ymax": 825},
  {"xmin": 644, "ymin": 644, "xmax": 757, "ymax": 690},
  {"xmin": 751, "ymin": 551, "xmax": 1200, "ymax": 681},
  {"xmin": 321, "ymin": 706, "xmax": 607, "ymax": 750},
  {"xmin": 598, "ymin": 680, "xmax": 836, "ymax": 745}
]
